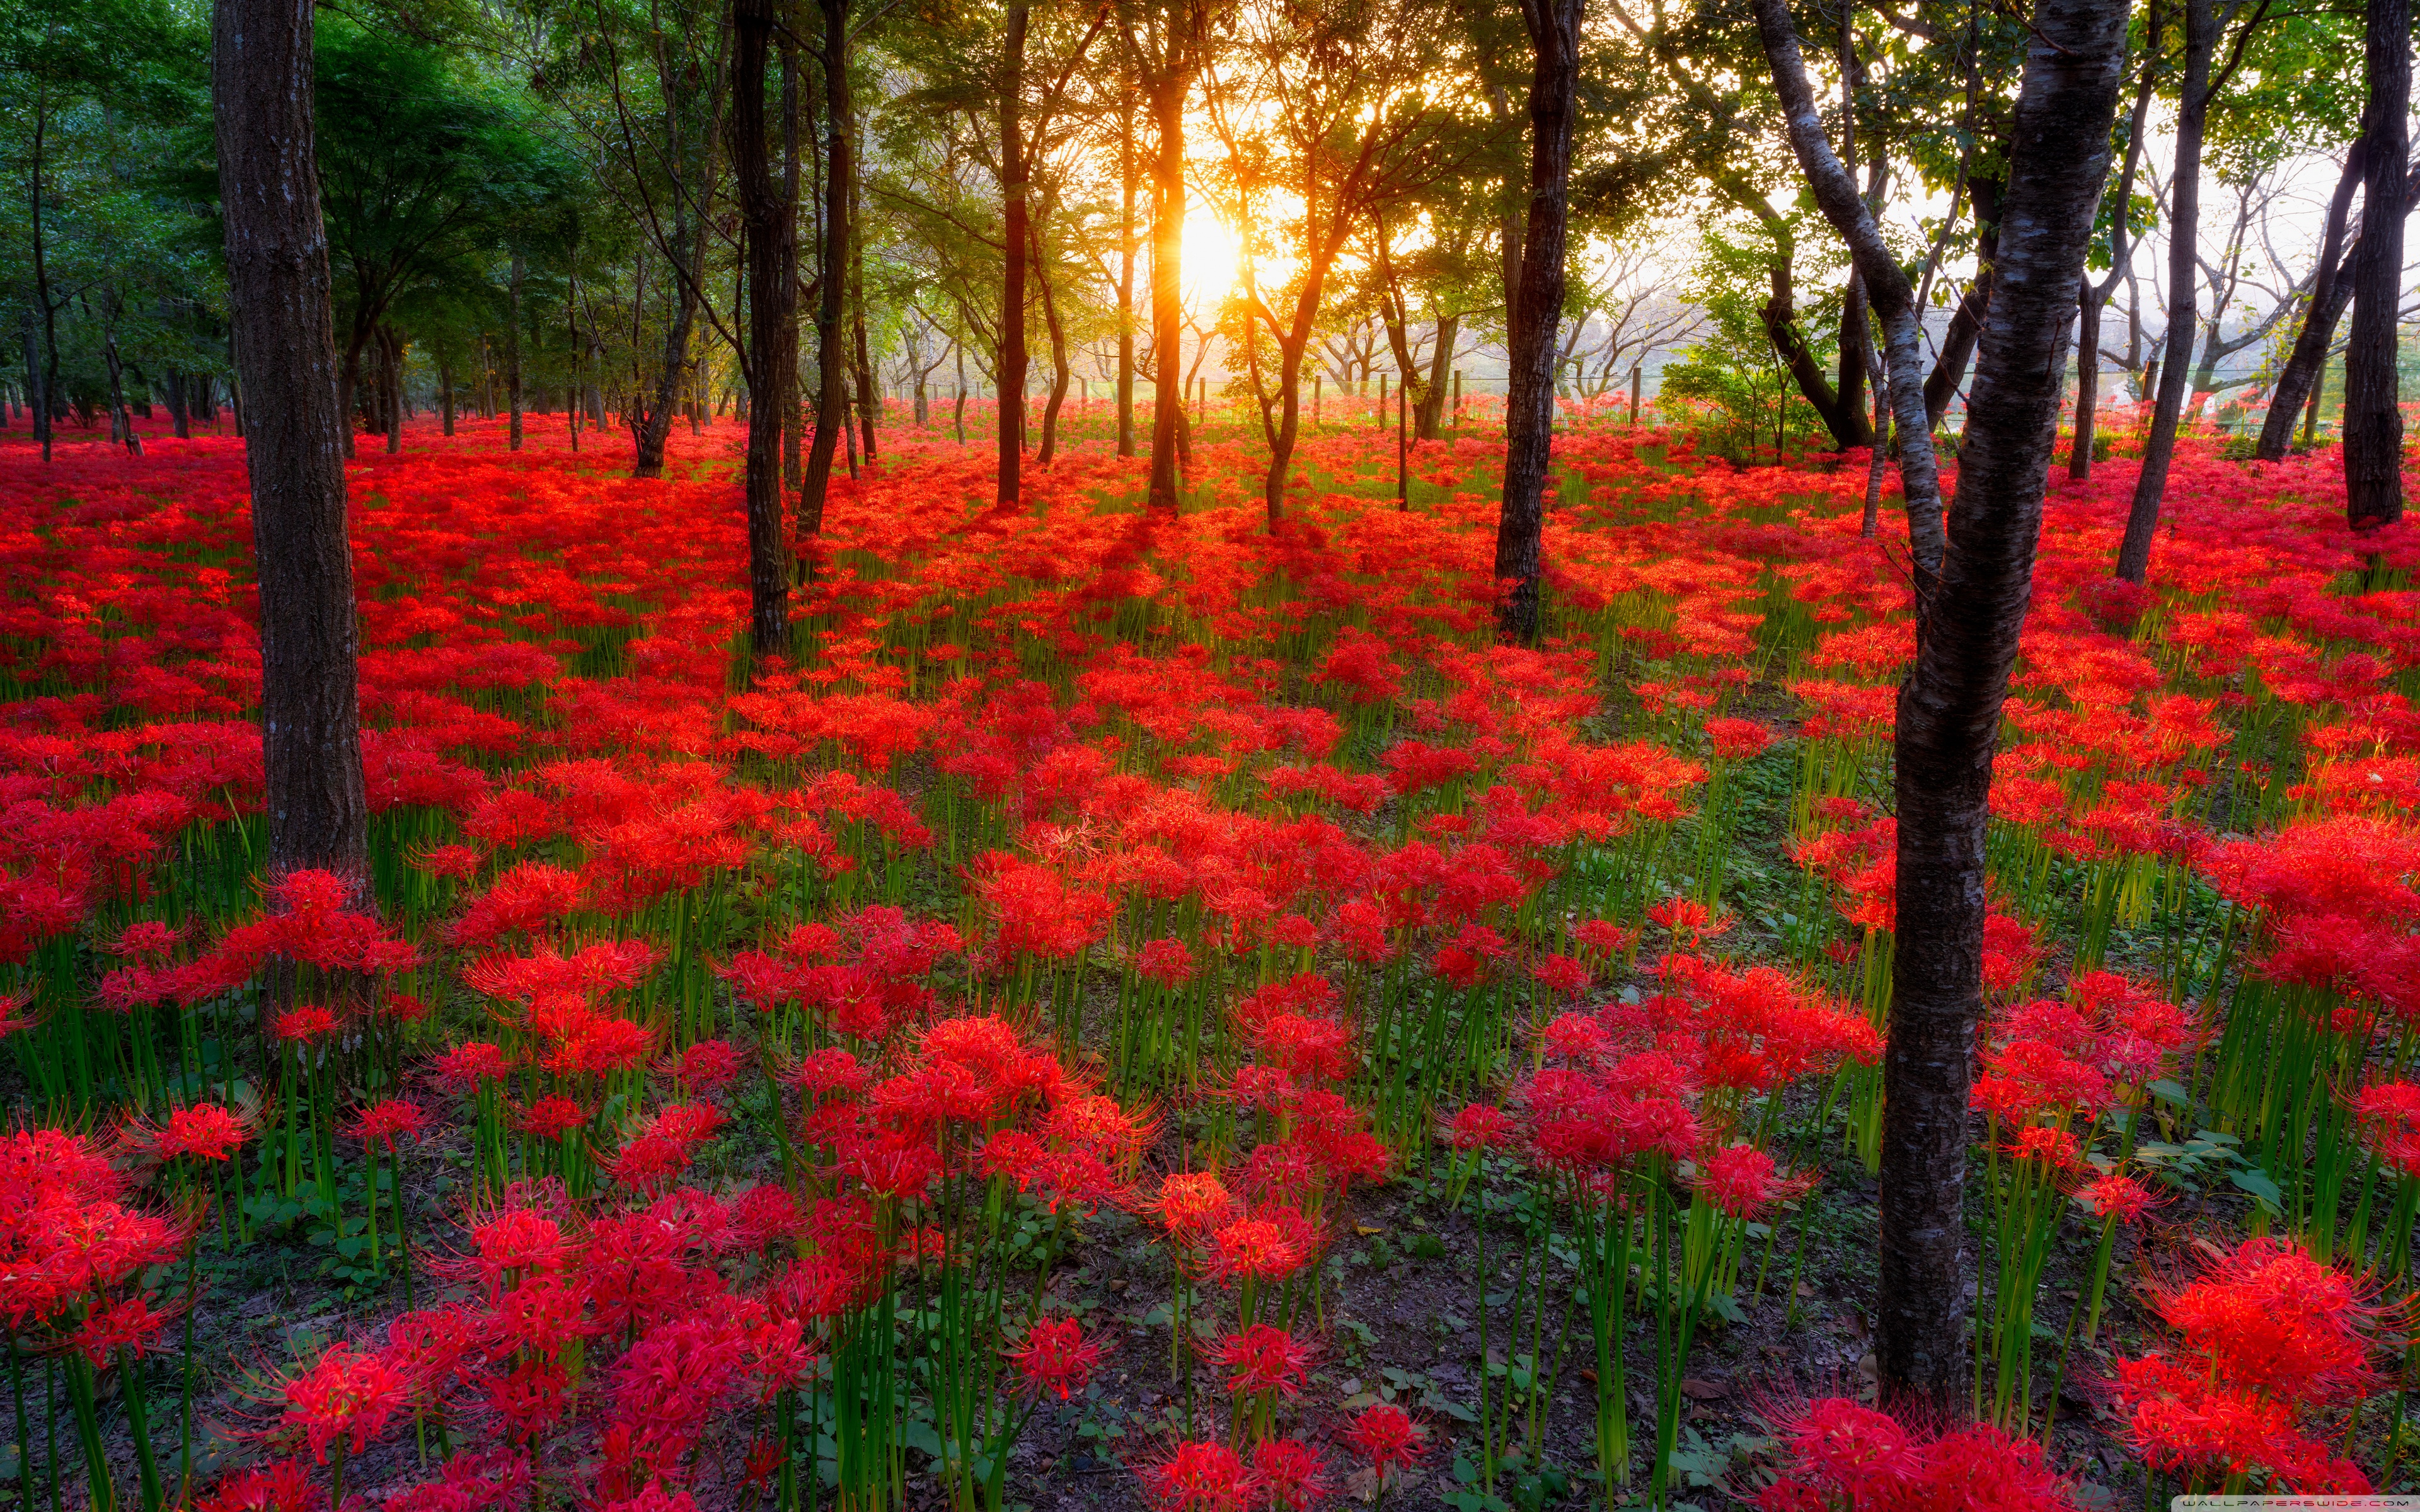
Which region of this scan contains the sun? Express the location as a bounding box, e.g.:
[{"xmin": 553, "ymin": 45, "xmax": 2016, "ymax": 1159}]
[{"xmin": 1179, "ymin": 203, "xmax": 1245, "ymax": 307}]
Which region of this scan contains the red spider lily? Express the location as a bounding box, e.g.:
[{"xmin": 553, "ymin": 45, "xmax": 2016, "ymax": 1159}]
[
  {"xmin": 667, "ymin": 1037, "xmax": 742, "ymax": 1093},
  {"xmin": 1206, "ymin": 1216, "xmax": 1308, "ymax": 1283},
  {"xmin": 1446, "ymin": 1102, "xmax": 1516, "ymax": 1150},
  {"xmin": 1154, "ymin": 1172, "xmax": 1240, "ymax": 1241},
  {"xmin": 1213, "ymin": 1324, "xmax": 1312, "ymax": 1399},
  {"xmin": 1247, "ymin": 1439, "xmax": 1329, "ymax": 1511},
  {"xmin": 1754, "ymin": 1397, "xmax": 2080, "ymax": 1510},
  {"xmin": 2078, "ymin": 1172, "xmax": 2160, "ymax": 1223},
  {"xmin": 122, "ymin": 1101, "xmax": 256, "ymax": 1164},
  {"xmin": 193, "ymin": 1458, "xmax": 314, "ymax": 1512},
  {"xmin": 431, "ymin": 1040, "xmax": 515, "ymax": 1088},
  {"xmin": 279, "ymin": 1343, "xmax": 406, "ymax": 1463},
  {"xmin": 1340, "ymin": 1402, "xmax": 1427, "ymax": 1484},
  {"xmin": 71, "ymin": 1293, "xmax": 173, "ymax": 1365},
  {"xmin": 1140, "ymin": 1439, "xmax": 1253, "ymax": 1512},
  {"xmin": 1010, "ymin": 1315, "xmax": 1102, "ymax": 1400},
  {"xmin": 347, "ymin": 1099, "xmax": 432, "ymax": 1152},
  {"xmin": 2353, "ymin": 1080, "xmax": 2420, "ymax": 1174}
]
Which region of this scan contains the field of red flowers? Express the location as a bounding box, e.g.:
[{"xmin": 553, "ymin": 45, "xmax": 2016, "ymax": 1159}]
[{"xmin": 3, "ymin": 403, "xmax": 2416, "ymax": 1512}]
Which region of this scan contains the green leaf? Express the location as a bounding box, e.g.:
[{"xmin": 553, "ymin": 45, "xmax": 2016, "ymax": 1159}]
[
  {"xmin": 2146, "ymin": 1079, "xmax": 2190, "ymax": 1108},
  {"xmin": 2230, "ymin": 1167, "xmax": 2284, "ymax": 1212}
]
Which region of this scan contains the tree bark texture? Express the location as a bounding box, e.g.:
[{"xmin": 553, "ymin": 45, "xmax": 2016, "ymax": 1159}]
[
  {"xmin": 1493, "ymin": 0, "xmax": 1581, "ymax": 643},
  {"xmin": 2255, "ymin": 147, "xmax": 2369, "ymax": 461},
  {"xmin": 212, "ymin": 0, "xmax": 371, "ymax": 891},
  {"xmin": 800, "ymin": 0, "xmax": 853, "ymax": 550},
  {"xmin": 1753, "ymin": 0, "xmax": 1946, "ymax": 581},
  {"xmin": 2115, "ymin": 0, "xmax": 2213, "ymax": 582},
  {"xmin": 1880, "ymin": 0, "xmax": 2126, "ymax": 1402},
  {"xmin": 733, "ymin": 0, "xmax": 793, "ymax": 658},
  {"xmin": 998, "ymin": 3, "xmax": 1030, "ymax": 503},
  {"xmin": 2343, "ymin": 0, "xmax": 2410, "ymax": 526}
]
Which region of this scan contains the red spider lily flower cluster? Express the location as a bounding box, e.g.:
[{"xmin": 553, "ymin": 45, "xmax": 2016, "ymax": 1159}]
[
  {"xmin": 1753, "ymin": 1397, "xmax": 2082, "ymax": 1509},
  {"xmin": 2109, "ymin": 1238, "xmax": 2390, "ymax": 1493}
]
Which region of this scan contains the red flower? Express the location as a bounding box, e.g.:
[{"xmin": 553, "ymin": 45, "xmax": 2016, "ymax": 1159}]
[
  {"xmin": 1011, "ymin": 1315, "xmax": 1102, "ymax": 1400},
  {"xmin": 1340, "ymin": 1404, "xmax": 1426, "ymax": 1483},
  {"xmin": 1213, "ymin": 1324, "xmax": 1311, "ymax": 1399},
  {"xmin": 1140, "ymin": 1440, "xmax": 1252, "ymax": 1512},
  {"xmin": 347, "ymin": 1099, "xmax": 431, "ymax": 1152},
  {"xmin": 280, "ymin": 1343, "xmax": 405, "ymax": 1462}
]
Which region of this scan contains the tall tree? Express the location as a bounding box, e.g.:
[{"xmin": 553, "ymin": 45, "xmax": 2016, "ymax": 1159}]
[
  {"xmin": 212, "ymin": 0, "xmax": 369, "ymax": 891},
  {"xmin": 1877, "ymin": 0, "xmax": 2128, "ymax": 1400},
  {"xmin": 1753, "ymin": 0, "xmax": 1947, "ymax": 580},
  {"xmin": 998, "ymin": 0, "xmax": 1029, "ymax": 504},
  {"xmin": 1127, "ymin": 0, "xmax": 1213, "ymax": 512},
  {"xmin": 801, "ymin": 0, "xmax": 853, "ymax": 553},
  {"xmin": 2114, "ymin": 0, "xmax": 2271, "ymax": 582},
  {"xmin": 2071, "ymin": 8, "xmax": 2158, "ymax": 482},
  {"xmin": 1493, "ymin": 0, "xmax": 1581, "ymax": 643},
  {"xmin": 2342, "ymin": 0, "xmax": 2409, "ymax": 527},
  {"xmin": 732, "ymin": 0, "xmax": 792, "ymax": 658}
]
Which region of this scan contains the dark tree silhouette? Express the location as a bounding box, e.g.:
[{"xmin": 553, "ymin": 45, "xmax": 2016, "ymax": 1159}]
[
  {"xmin": 1898, "ymin": 0, "xmax": 2128, "ymax": 1400},
  {"xmin": 1492, "ymin": 0, "xmax": 1580, "ymax": 644},
  {"xmin": 212, "ymin": 0, "xmax": 370, "ymax": 892},
  {"xmin": 2343, "ymin": 0, "xmax": 2410, "ymax": 527}
]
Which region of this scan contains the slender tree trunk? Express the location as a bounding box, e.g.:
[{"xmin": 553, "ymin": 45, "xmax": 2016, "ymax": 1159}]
[
  {"xmin": 165, "ymin": 368, "xmax": 191, "ymax": 438},
  {"xmin": 212, "ymin": 0, "xmax": 371, "ymax": 893},
  {"xmin": 734, "ymin": 0, "xmax": 793, "ymax": 659},
  {"xmin": 781, "ymin": 37, "xmax": 804, "ymax": 493},
  {"xmin": 382, "ymin": 326, "xmax": 402, "ymax": 454},
  {"xmin": 2257, "ymin": 148, "xmax": 2366, "ymax": 461},
  {"xmin": 1035, "ymin": 229, "xmax": 1071, "ymax": 466},
  {"xmin": 1756, "ymin": 0, "xmax": 1946, "ymax": 578},
  {"xmin": 2115, "ymin": 0, "xmax": 2214, "ymax": 582},
  {"xmin": 851, "ymin": 211, "xmax": 877, "ymax": 464},
  {"xmin": 1494, "ymin": 0, "xmax": 1582, "ymax": 644},
  {"xmin": 1881, "ymin": 0, "xmax": 2126, "ymax": 1404},
  {"xmin": 1922, "ymin": 179, "xmax": 2000, "ymax": 428},
  {"xmin": 30, "ymin": 94, "xmax": 56, "ymax": 462},
  {"xmin": 1117, "ymin": 81, "xmax": 1138, "ymax": 458},
  {"xmin": 2344, "ymin": 0, "xmax": 2409, "ymax": 527},
  {"xmin": 1145, "ymin": 26, "xmax": 1190, "ymax": 510},
  {"xmin": 507, "ymin": 254, "xmax": 526, "ymax": 451},
  {"xmin": 440, "ymin": 354, "xmax": 455, "ymax": 435},
  {"xmin": 998, "ymin": 2, "xmax": 1030, "ymax": 503},
  {"xmin": 799, "ymin": 0, "xmax": 852, "ymax": 553},
  {"xmin": 1761, "ymin": 258, "xmax": 1870, "ymax": 448},
  {"xmin": 21, "ymin": 307, "xmax": 47, "ymax": 458}
]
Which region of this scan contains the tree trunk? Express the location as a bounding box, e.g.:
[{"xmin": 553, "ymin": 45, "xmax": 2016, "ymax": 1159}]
[
  {"xmin": 381, "ymin": 326, "xmax": 402, "ymax": 454},
  {"xmin": 1145, "ymin": 27, "xmax": 1190, "ymax": 510},
  {"xmin": 507, "ymin": 254, "xmax": 526, "ymax": 451},
  {"xmin": 1761, "ymin": 259, "xmax": 1870, "ymax": 449},
  {"xmin": 441, "ymin": 354, "xmax": 456, "ymax": 435},
  {"xmin": 1035, "ymin": 229, "xmax": 1071, "ymax": 466},
  {"xmin": 2256, "ymin": 153, "xmax": 2366, "ymax": 461},
  {"xmin": 19, "ymin": 308, "xmax": 43, "ymax": 458},
  {"xmin": 798, "ymin": 0, "xmax": 851, "ymax": 551},
  {"xmin": 1756, "ymin": 0, "xmax": 1947, "ymax": 577},
  {"xmin": 1922, "ymin": 177, "xmax": 2000, "ymax": 428},
  {"xmin": 2115, "ymin": 0, "xmax": 2215, "ymax": 583},
  {"xmin": 998, "ymin": 2, "xmax": 1029, "ymax": 503},
  {"xmin": 2343, "ymin": 0, "xmax": 2409, "ymax": 527},
  {"xmin": 734, "ymin": 0, "xmax": 793, "ymax": 659},
  {"xmin": 1494, "ymin": 0, "xmax": 1581, "ymax": 644},
  {"xmin": 212, "ymin": 0, "xmax": 371, "ymax": 893},
  {"xmin": 851, "ymin": 214, "xmax": 877, "ymax": 464},
  {"xmin": 781, "ymin": 37, "xmax": 804, "ymax": 493},
  {"xmin": 1882, "ymin": 0, "xmax": 2126, "ymax": 1403},
  {"xmin": 165, "ymin": 368, "xmax": 191, "ymax": 438},
  {"xmin": 1117, "ymin": 81, "xmax": 1138, "ymax": 459}
]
